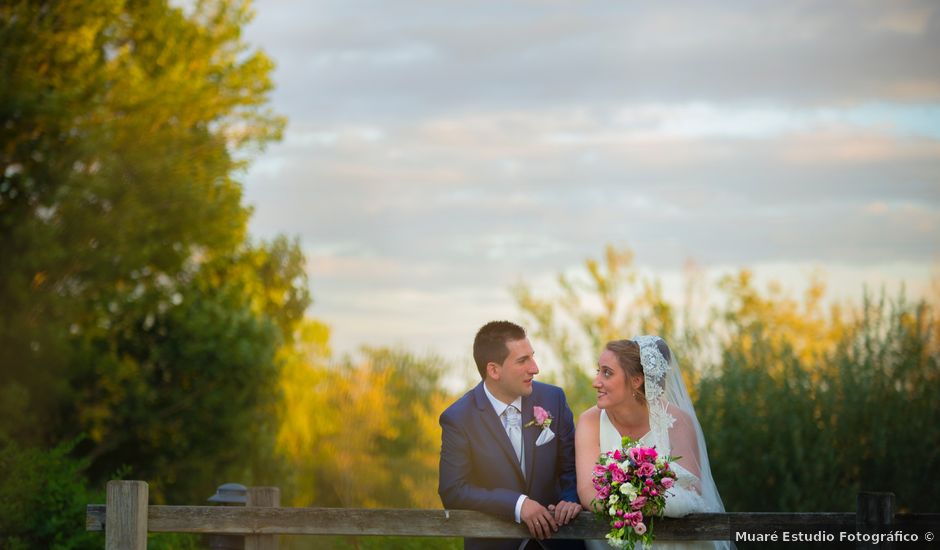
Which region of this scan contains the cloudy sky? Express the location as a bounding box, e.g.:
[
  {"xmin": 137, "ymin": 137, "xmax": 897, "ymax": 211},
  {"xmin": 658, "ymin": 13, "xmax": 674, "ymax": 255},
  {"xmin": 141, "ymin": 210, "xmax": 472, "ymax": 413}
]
[{"xmin": 239, "ymin": 0, "xmax": 940, "ymax": 373}]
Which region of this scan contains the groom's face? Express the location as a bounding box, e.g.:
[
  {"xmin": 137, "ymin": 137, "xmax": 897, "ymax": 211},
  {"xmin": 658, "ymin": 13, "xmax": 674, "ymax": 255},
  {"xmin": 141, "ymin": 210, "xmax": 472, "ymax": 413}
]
[{"xmin": 489, "ymin": 337, "xmax": 539, "ymax": 401}]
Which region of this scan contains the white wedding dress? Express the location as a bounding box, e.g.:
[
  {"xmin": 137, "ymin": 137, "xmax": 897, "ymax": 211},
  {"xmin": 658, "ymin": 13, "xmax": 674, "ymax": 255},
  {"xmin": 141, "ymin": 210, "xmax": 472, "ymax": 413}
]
[{"xmin": 585, "ymin": 408, "xmax": 718, "ymax": 550}]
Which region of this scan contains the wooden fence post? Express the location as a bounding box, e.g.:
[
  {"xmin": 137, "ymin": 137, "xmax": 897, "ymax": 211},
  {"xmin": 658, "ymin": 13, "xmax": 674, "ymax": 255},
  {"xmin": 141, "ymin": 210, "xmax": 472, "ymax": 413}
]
[
  {"xmin": 856, "ymin": 492, "xmax": 895, "ymax": 550},
  {"xmin": 106, "ymin": 480, "xmax": 148, "ymax": 550},
  {"xmin": 245, "ymin": 487, "xmax": 280, "ymax": 550}
]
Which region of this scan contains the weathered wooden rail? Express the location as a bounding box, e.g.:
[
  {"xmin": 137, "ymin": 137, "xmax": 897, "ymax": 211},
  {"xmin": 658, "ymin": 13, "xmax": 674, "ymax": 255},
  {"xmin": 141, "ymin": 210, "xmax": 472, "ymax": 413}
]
[{"xmin": 86, "ymin": 481, "xmax": 938, "ymax": 549}]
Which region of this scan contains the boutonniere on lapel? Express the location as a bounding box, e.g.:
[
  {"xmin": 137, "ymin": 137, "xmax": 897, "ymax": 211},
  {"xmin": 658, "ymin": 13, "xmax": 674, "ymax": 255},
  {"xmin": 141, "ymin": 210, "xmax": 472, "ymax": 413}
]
[{"xmin": 525, "ymin": 406, "xmax": 555, "ymax": 446}]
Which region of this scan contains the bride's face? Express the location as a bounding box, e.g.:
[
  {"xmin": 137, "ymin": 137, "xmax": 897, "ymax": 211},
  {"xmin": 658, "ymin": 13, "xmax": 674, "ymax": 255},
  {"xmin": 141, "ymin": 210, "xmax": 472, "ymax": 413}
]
[{"xmin": 594, "ymin": 349, "xmax": 633, "ymax": 409}]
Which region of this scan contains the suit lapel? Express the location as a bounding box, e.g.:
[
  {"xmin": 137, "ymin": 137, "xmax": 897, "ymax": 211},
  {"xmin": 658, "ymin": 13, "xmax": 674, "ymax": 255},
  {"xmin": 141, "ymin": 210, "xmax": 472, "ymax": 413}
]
[
  {"xmin": 472, "ymin": 383, "xmax": 526, "ymax": 486},
  {"xmin": 521, "ymin": 394, "xmax": 537, "ymax": 490}
]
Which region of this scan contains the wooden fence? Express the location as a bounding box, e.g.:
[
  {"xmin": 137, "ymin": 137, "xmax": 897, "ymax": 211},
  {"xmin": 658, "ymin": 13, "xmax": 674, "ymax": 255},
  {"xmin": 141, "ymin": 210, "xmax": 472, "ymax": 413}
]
[{"xmin": 86, "ymin": 481, "xmax": 938, "ymax": 549}]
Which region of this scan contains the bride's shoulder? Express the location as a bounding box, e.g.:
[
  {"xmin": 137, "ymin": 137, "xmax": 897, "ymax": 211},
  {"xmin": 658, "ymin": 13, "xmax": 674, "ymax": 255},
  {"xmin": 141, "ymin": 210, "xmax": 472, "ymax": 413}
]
[
  {"xmin": 577, "ymin": 406, "xmax": 601, "ymax": 427},
  {"xmin": 575, "ymin": 406, "xmax": 600, "ymax": 444},
  {"xmin": 663, "ymin": 402, "xmax": 694, "ymax": 427}
]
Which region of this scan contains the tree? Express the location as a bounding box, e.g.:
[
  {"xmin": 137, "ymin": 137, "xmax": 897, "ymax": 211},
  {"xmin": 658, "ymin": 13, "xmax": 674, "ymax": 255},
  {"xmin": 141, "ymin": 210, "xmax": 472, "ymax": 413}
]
[
  {"xmin": 696, "ymin": 292, "xmax": 940, "ymax": 511},
  {"xmin": 277, "ymin": 344, "xmax": 454, "ymax": 509},
  {"xmin": 62, "ymin": 238, "xmax": 309, "ymax": 503},
  {"xmin": 1, "ymin": 0, "xmax": 298, "ymax": 505},
  {"xmin": 275, "ymin": 342, "xmax": 461, "ymax": 549}
]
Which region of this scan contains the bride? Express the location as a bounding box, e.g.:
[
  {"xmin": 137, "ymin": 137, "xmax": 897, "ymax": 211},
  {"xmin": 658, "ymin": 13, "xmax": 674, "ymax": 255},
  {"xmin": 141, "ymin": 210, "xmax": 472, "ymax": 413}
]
[{"xmin": 574, "ymin": 336, "xmax": 729, "ymax": 549}]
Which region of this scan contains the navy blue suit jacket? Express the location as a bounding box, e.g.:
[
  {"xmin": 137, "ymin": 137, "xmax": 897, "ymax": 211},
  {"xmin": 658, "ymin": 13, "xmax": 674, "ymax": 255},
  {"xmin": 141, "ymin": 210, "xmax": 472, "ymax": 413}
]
[{"xmin": 438, "ymin": 380, "xmax": 583, "ymax": 550}]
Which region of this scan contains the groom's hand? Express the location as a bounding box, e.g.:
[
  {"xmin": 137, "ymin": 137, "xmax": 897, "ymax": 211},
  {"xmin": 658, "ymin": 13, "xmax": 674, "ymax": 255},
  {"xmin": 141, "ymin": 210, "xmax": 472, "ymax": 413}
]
[
  {"xmin": 520, "ymin": 497, "xmax": 558, "ymax": 539},
  {"xmin": 548, "ymin": 500, "xmax": 581, "ymax": 525}
]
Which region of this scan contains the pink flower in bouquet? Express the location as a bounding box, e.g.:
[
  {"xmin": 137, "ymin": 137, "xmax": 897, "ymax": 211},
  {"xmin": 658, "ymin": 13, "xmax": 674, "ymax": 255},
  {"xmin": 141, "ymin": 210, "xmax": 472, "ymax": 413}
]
[
  {"xmin": 612, "ymin": 449, "xmax": 623, "ymax": 461},
  {"xmin": 596, "ymin": 485, "xmax": 610, "ymax": 499},
  {"xmin": 630, "ymin": 496, "xmax": 647, "ymax": 510},
  {"xmin": 634, "ymin": 522, "xmax": 647, "ymax": 535},
  {"xmin": 610, "ymin": 465, "xmax": 627, "ymax": 483},
  {"xmin": 614, "ymin": 521, "xmax": 624, "ymax": 529},
  {"xmin": 636, "ymin": 462, "xmax": 656, "ymax": 477},
  {"xmin": 661, "ymin": 477, "xmax": 674, "ymax": 489},
  {"xmin": 631, "ymin": 447, "xmax": 654, "ymax": 463},
  {"xmin": 629, "ymin": 447, "xmax": 642, "ymax": 462},
  {"xmin": 593, "ymin": 464, "xmax": 607, "ymax": 477},
  {"xmin": 624, "ymin": 511, "xmax": 642, "ymax": 525}
]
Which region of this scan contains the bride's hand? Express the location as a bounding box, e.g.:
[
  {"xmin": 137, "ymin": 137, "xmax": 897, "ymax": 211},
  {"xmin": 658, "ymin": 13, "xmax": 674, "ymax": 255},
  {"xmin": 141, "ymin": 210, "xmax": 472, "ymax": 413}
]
[{"xmin": 548, "ymin": 500, "xmax": 581, "ymax": 525}]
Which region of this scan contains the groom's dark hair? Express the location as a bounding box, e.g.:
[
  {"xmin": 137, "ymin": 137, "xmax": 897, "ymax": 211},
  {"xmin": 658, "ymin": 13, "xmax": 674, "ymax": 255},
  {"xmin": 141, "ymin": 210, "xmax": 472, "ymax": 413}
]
[{"xmin": 473, "ymin": 321, "xmax": 526, "ymax": 379}]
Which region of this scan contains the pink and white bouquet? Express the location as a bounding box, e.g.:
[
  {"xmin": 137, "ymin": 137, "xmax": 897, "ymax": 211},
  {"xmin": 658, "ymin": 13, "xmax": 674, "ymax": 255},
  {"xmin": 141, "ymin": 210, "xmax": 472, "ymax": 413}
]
[{"xmin": 591, "ymin": 436, "xmax": 678, "ymax": 549}]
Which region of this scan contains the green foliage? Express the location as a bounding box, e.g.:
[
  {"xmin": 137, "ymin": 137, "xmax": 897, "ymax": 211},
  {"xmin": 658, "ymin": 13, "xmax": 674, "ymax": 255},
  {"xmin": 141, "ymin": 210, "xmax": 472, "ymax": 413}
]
[
  {"xmin": 66, "ymin": 246, "xmax": 289, "ymax": 503},
  {"xmin": 147, "ymin": 533, "xmax": 203, "ymax": 550},
  {"xmin": 1, "ymin": 0, "xmax": 284, "ymax": 417},
  {"xmin": 0, "ymin": 437, "xmax": 103, "ymax": 549},
  {"xmin": 697, "ymin": 293, "xmax": 940, "ymax": 512},
  {"xmin": 1, "ymin": 0, "xmax": 307, "ymax": 543},
  {"xmin": 696, "ymin": 325, "xmax": 841, "ymax": 511},
  {"xmin": 277, "ymin": 345, "xmax": 454, "ymax": 510}
]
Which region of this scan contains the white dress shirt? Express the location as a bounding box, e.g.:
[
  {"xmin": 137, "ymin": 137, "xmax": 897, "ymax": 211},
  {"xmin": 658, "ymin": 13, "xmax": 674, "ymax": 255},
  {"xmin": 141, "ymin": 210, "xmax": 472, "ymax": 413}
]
[{"xmin": 482, "ymin": 382, "xmax": 528, "ymax": 524}]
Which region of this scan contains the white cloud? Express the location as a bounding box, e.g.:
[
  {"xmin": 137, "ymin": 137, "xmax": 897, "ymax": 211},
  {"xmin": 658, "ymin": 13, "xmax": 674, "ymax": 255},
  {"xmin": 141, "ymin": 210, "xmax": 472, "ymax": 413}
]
[{"xmin": 239, "ymin": 0, "xmax": 940, "ymax": 358}]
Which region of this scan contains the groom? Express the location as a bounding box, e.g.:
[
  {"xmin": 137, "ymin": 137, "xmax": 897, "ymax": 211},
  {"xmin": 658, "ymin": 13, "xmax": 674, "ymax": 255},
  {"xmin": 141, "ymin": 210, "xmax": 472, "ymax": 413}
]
[{"xmin": 439, "ymin": 321, "xmax": 583, "ymax": 550}]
